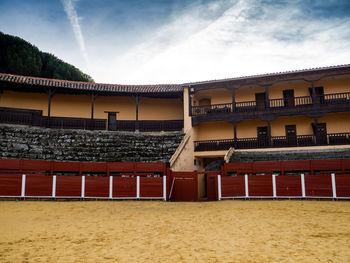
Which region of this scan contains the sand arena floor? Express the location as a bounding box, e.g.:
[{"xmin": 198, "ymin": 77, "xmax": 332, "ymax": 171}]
[{"xmin": 0, "ymin": 200, "xmax": 349, "ymax": 263}]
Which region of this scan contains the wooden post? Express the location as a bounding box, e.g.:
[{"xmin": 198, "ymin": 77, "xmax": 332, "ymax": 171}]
[
  {"xmin": 233, "ymin": 122, "xmax": 237, "ymax": 147},
  {"xmin": 47, "ymin": 88, "xmax": 54, "ymax": 128},
  {"xmin": 314, "ymin": 117, "xmax": 319, "ymax": 145},
  {"xmin": 232, "ymin": 88, "xmax": 236, "ymax": 112},
  {"xmin": 265, "ymin": 85, "xmax": 270, "ymax": 108},
  {"xmin": 311, "ymin": 80, "xmax": 316, "ymax": 106},
  {"xmin": 267, "ymin": 120, "xmax": 271, "ymax": 146},
  {"xmin": 135, "ymin": 94, "xmax": 139, "ymax": 131},
  {"xmin": 90, "ymin": 93, "xmax": 95, "ymax": 130},
  {"xmin": 189, "ymin": 86, "xmax": 193, "ymax": 116}
]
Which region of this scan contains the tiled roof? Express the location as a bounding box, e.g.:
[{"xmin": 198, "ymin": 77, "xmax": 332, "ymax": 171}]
[
  {"xmin": 0, "ymin": 73, "xmax": 183, "ymax": 94},
  {"xmin": 184, "ymin": 64, "xmax": 350, "ymax": 87}
]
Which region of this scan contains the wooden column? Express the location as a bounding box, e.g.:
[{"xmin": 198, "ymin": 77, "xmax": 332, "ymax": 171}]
[
  {"xmin": 233, "ymin": 122, "xmax": 237, "ymax": 147},
  {"xmin": 90, "ymin": 93, "xmax": 95, "ymax": 130},
  {"xmin": 265, "ymin": 85, "xmax": 270, "ymax": 108},
  {"xmin": 267, "ymin": 120, "xmax": 271, "ymax": 146},
  {"xmin": 188, "ymin": 86, "xmax": 193, "ymax": 116},
  {"xmin": 135, "ymin": 94, "xmax": 139, "ymax": 131},
  {"xmin": 314, "ymin": 117, "xmax": 319, "ymax": 145},
  {"xmin": 311, "ymin": 80, "xmax": 316, "ymax": 106},
  {"xmin": 47, "ymin": 88, "xmax": 55, "ymax": 128},
  {"xmin": 232, "ymin": 88, "xmax": 236, "ymax": 112}
]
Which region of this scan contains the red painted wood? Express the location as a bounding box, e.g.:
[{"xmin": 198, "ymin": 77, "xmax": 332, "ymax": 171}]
[
  {"xmin": 335, "ymin": 175, "xmax": 350, "ymax": 197},
  {"xmin": 81, "ymin": 162, "xmax": 107, "ymax": 173},
  {"xmin": 0, "ymin": 159, "xmax": 22, "ymax": 170},
  {"xmin": 224, "ymin": 162, "xmax": 253, "ymax": 173},
  {"xmin": 84, "ymin": 176, "xmax": 109, "ymax": 197},
  {"xmin": 311, "ymin": 160, "xmax": 342, "ymax": 171},
  {"xmin": 253, "ymin": 161, "xmax": 281, "ymax": 174},
  {"xmin": 276, "ymin": 175, "xmax": 302, "ymax": 196},
  {"xmin": 22, "ymin": 160, "xmax": 51, "ymax": 171},
  {"xmin": 135, "ymin": 163, "xmax": 166, "ymax": 173},
  {"xmin": 55, "ymin": 176, "xmax": 82, "ymax": 197},
  {"xmin": 305, "ymin": 175, "xmax": 332, "ymax": 197},
  {"xmin": 53, "ymin": 161, "xmax": 80, "ymax": 172},
  {"xmin": 206, "ymin": 175, "xmax": 218, "ymax": 201},
  {"xmin": 108, "ymin": 162, "xmax": 134, "ymax": 172},
  {"xmin": 221, "ymin": 176, "xmax": 245, "ymax": 197},
  {"xmin": 248, "ymin": 175, "xmax": 273, "ymax": 196},
  {"xmin": 0, "ymin": 174, "xmax": 22, "ymax": 196},
  {"xmin": 25, "ymin": 175, "xmax": 53, "ymax": 196},
  {"xmin": 171, "ymin": 172, "xmax": 197, "ymax": 201},
  {"xmin": 113, "ymin": 177, "xmax": 137, "ymax": 197},
  {"xmin": 342, "ymin": 159, "xmax": 350, "ymax": 170},
  {"xmin": 140, "ymin": 177, "xmax": 163, "ymax": 197},
  {"xmin": 282, "ymin": 160, "xmax": 311, "ymax": 171}
]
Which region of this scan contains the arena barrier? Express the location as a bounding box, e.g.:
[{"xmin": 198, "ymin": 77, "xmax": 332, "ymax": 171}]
[
  {"xmin": 217, "ymin": 173, "xmax": 350, "ymax": 200},
  {"xmin": 0, "ymin": 173, "xmax": 167, "ymax": 200}
]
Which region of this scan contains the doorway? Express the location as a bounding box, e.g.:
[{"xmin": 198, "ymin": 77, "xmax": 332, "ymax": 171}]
[
  {"xmin": 255, "ymin": 93, "xmax": 266, "ymax": 110},
  {"xmin": 257, "ymin": 126, "xmax": 268, "ymax": 147},
  {"xmin": 315, "ymin": 123, "xmax": 327, "ymax": 145},
  {"xmin": 283, "ymin": 89, "xmax": 295, "ymax": 107},
  {"xmin": 309, "ymin": 86, "xmax": 324, "ymax": 104},
  {"xmin": 107, "ymin": 112, "xmax": 117, "ymax": 131},
  {"xmin": 285, "ymin": 125, "xmax": 297, "ymax": 146}
]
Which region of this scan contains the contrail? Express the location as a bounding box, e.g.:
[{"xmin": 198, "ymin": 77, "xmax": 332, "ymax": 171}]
[{"xmin": 61, "ymin": 0, "xmax": 89, "ymax": 66}]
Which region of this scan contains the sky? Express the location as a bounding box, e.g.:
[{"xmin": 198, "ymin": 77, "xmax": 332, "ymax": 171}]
[{"xmin": 1, "ymin": 0, "xmax": 350, "ymax": 84}]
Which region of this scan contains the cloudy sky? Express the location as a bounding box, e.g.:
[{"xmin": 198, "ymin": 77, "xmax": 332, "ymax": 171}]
[{"xmin": 1, "ymin": 0, "xmax": 350, "ymax": 84}]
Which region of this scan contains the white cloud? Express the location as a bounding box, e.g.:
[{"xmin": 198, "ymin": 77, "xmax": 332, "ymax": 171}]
[
  {"xmin": 88, "ymin": 0, "xmax": 350, "ymax": 84},
  {"xmin": 61, "ymin": 0, "xmax": 89, "ymax": 66}
]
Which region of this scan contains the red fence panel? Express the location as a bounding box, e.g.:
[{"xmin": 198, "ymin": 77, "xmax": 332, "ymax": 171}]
[
  {"xmin": 171, "ymin": 172, "xmax": 197, "ymax": 201},
  {"xmin": 108, "ymin": 162, "xmax": 134, "ymax": 173},
  {"xmin": 0, "ymin": 174, "xmax": 22, "ymax": 196},
  {"xmin": 0, "ymin": 159, "xmax": 22, "ymax": 170},
  {"xmin": 56, "ymin": 176, "xmax": 82, "ymax": 197},
  {"xmin": 135, "ymin": 163, "xmax": 166, "ymax": 173},
  {"xmin": 140, "ymin": 177, "xmax": 163, "ymax": 198},
  {"xmin": 282, "ymin": 160, "xmax": 310, "ymax": 172},
  {"xmin": 25, "ymin": 175, "xmax": 52, "ymax": 196},
  {"xmin": 81, "ymin": 162, "xmax": 107, "ymax": 173},
  {"xmin": 221, "ymin": 176, "xmax": 245, "ymax": 197},
  {"xmin": 84, "ymin": 176, "xmax": 109, "ymax": 197},
  {"xmin": 276, "ymin": 175, "xmax": 302, "ymax": 197},
  {"xmin": 248, "ymin": 175, "xmax": 273, "ymax": 196},
  {"xmin": 305, "ymin": 175, "xmax": 332, "ymax": 197},
  {"xmin": 335, "ymin": 175, "xmax": 350, "ymax": 197},
  {"xmin": 206, "ymin": 173, "xmax": 218, "ymax": 201},
  {"xmin": 22, "ymin": 160, "xmax": 51, "ymax": 171},
  {"xmin": 311, "ymin": 160, "xmax": 342, "ymax": 172},
  {"xmin": 53, "ymin": 161, "xmax": 81, "ymax": 173},
  {"xmin": 253, "ymin": 161, "xmax": 281, "ymax": 174},
  {"xmin": 224, "ymin": 162, "xmax": 253, "ymax": 174},
  {"xmin": 113, "ymin": 177, "xmax": 137, "ymax": 197}
]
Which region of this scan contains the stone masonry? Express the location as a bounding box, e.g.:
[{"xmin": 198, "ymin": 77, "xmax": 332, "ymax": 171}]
[{"xmin": 0, "ymin": 124, "xmax": 184, "ymax": 162}]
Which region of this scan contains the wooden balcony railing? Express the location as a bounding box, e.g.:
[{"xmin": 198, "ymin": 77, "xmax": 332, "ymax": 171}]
[
  {"xmin": 0, "ymin": 107, "xmax": 183, "ymax": 132},
  {"xmin": 191, "ymin": 92, "xmax": 350, "ymax": 117},
  {"xmin": 194, "ymin": 132, "xmax": 350, "ymax": 151}
]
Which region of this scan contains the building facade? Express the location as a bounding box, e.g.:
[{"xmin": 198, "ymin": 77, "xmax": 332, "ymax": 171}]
[{"xmin": 1, "ymin": 65, "xmax": 350, "ymax": 172}]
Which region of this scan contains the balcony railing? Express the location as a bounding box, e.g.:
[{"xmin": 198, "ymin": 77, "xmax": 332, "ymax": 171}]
[
  {"xmin": 191, "ymin": 92, "xmax": 350, "ymax": 117},
  {"xmin": 194, "ymin": 132, "xmax": 350, "ymax": 151}
]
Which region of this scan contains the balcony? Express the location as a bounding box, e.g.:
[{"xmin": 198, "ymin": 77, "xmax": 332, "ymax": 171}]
[
  {"xmin": 191, "ymin": 92, "xmax": 350, "ymax": 124},
  {"xmin": 194, "ymin": 132, "xmax": 350, "ymax": 151}
]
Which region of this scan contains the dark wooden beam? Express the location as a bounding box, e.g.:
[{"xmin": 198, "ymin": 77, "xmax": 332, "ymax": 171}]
[
  {"xmin": 91, "ymin": 93, "xmax": 95, "ymax": 120},
  {"xmin": 311, "ymin": 80, "xmax": 316, "ymax": 106},
  {"xmin": 265, "ymin": 85, "xmax": 270, "ymax": 108},
  {"xmin": 267, "ymin": 120, "xmax": 271, "ymax": 146},
  {"xmin": 47, "ymin": 88, "xmax": 55, "ymax": 128},
  {"xmin": 314, "ymin": 117, "xmax": 319, "ymax": 145},
  {"xmin": 232, "ymin": 88, "xmax": 236, "ymax": 112},
  {"xmin": 188, "ymin": 86, "xmax": 193, "ymax": 116},
  {"xmin": 135, "ymin": 94, "xmax": 139, "ymax": 131},
  {"xmin": 233, "ymin": 122, "xmax": 237, "ymax": 147}
]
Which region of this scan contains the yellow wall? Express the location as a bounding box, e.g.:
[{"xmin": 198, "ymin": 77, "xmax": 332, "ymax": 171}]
[
  {"xmin": 95, "ymin": 96, "xmax": 136, "ymax": 120},
  {"xmin": 51, "ymin": 94, "xmax": 91, "ymax": 118},
  {"xmin": 0, "ymin": 91, "xmax": 48, "ymax": 115},
  {"xmin": 193, "ymin": 89, "xmax": 232, "ymax": 105},
  {"xmin": 235, "ymin": 87, "xmax": 265, "ymax": 102},
  {"xmin": 197, "ymin": 121, "xmax": 233, "ymax": 140},
  {"xmin": 319, "ymin": 112, "xmax": 350, "ymax": 133},
  {"xmin": 269, "ymin": 82, "xmax": 310, "ymax": 99},
  {"xmin": 139, "ymin": 98, "xmax": 183, "ymax": 120},
  {"xmin": 317, "ymin": 78, "xmax": 350, "ymax": 94},
  {"xmin": 270, "ymin": 116, "xmax": 314, "ymax": 136},
  {"xmin": 236, "ymin": 119, "xmax": 267, "ymax": 138}
]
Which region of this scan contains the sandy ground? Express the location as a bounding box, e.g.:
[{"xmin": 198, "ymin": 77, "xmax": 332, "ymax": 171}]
[{"xmin": 0, "ymin": 201, "xmax": 349, "ymax": 263}]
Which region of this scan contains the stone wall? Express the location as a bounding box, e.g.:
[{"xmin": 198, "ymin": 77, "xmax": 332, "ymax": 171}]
[
  {"xmin": 229, "ymin": 148, "xmax": 350, "ymax": 162},
  {"xmin": 0, "ymin": 124, "xmax": 184, "ymax": 162}
]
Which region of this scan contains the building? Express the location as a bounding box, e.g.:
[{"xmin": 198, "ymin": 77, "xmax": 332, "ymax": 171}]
[{"xmin": 1, "ymin": 64, "xmax": 350, "ymax": 173}]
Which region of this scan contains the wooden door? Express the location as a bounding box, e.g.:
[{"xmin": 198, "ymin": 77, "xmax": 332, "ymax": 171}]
[
  {"xmin": 285, "ymin": 125, "xmax": 297, "ymax": 146},
  {"xmin": 283, "ymin": 89, "xmax": 295, "ymax": 107},
  {"xmin": 108, "ymin": 112, "xmax": 116, "ymax": 131},
  {"xmin": 257, "ymin": 126, "xmax": 268, "ymax": 147},
  {"xmin": 255, "ymin": 93, "xmax": 266, "ymax": 110},
  {"xmin": 309, "ymin": 86, "xmax": 325, "ymax": 104},
  {"xmin": 316, "ymin": 123, "xmax": 327, "ymax": 145}
]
